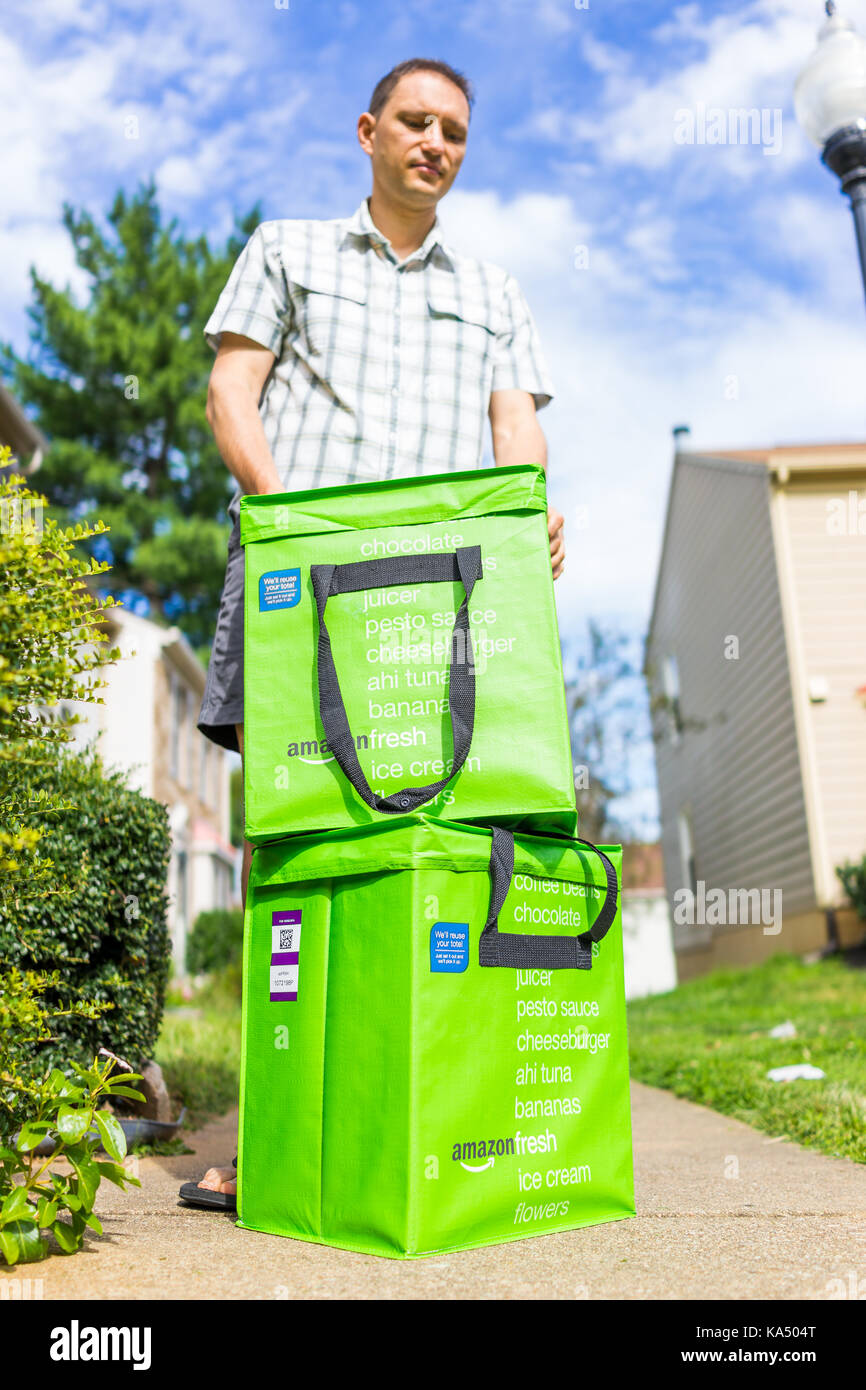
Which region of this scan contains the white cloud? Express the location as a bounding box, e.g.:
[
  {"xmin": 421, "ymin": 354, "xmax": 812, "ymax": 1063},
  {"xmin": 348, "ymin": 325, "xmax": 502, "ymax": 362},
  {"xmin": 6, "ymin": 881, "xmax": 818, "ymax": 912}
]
[
  {"xmin": 650, "ymin": 3, "xmax": 708, "ymax": 46},
  {"xmin": 458, "ymin": 0, "xmax": 576, "ymax": 37},
  {"xmin": 751, "ymin": 185, "xmax": 865, "ymax": 310},
  {"xmin": 439, "ymin": 188, "xmax": 585, "ymax": 285},
  {"xmin": 155, "ymin": 91, "xmax": 310, "ymax": 201},
  {"xmin": 529, "ymin": 0, "xmax": 576, "ymax": 36},
  {"xmin": 623, "ymin": 214, "xmax": 687, "ymax": 284},
  {"xmin": 518, "ymin": 0, "xmax": 866, "ymax": 179},
  {"xmin": 580, "ymin": 32, "xmax": 631, "ymax": 78},
  {"xmin": 10, "ymin": 0, "xmax": 111, "ymax": 32},
  {"xmin": 0, "ymin": 220, "xmax": 89, "ymax": 343}
]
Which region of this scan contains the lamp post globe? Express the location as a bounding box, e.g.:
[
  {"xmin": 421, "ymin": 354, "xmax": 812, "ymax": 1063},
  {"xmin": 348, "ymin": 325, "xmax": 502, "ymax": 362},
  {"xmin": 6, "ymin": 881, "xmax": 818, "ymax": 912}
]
[{"xmin": 794, "ymin": 1, "xmax": 866, "ymax": 303}]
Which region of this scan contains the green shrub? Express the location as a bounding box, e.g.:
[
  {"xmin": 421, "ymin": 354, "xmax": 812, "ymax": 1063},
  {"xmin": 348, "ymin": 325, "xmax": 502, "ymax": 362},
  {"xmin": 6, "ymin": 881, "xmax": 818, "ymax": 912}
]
[
  {"xmin": 0, "ymin": 457, "xmax": 117, "ymax": 907},
  {"xmin": 0, "ymin": 458, "xmax": 130, "ymax": 1137},
  {"xmin": 837, "ymin": 855, "xmax": 866, "ymax": 920},
  {"xmin": 0, "ymin": 749, "xmax": 171, "ymax": 1135},
  {"xmin": 186, "ymin": 908, "xmax": 244, "ymax": 975}
]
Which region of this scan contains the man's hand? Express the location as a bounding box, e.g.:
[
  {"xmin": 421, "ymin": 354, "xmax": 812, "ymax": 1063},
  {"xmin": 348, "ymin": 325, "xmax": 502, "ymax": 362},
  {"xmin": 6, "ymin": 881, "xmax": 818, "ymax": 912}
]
[{"xmin": 548, "ymin": 505, "xmax": 565, "ymax": 580}]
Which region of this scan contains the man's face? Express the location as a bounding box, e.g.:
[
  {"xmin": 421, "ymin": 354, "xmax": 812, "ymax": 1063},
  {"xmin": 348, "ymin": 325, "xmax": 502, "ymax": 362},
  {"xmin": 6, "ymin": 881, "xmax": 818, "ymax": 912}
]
[{"xmin": 358, "ymin": 70, "xmax": 470, "ymax": 208}]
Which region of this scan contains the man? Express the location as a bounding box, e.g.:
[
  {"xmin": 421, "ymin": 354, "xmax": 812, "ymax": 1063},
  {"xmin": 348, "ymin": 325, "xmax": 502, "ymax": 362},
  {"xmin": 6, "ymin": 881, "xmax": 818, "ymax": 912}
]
[{"xmin": 183, "ymin": 57, "xmax": 564, "ymax": 1209}]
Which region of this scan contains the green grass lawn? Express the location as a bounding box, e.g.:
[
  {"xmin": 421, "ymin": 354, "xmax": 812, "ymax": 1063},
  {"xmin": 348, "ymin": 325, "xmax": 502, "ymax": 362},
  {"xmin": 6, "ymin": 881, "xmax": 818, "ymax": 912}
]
[
  {"xmin": 627, "ymin": 952, "xmax": 866, "ymax": 1163},
  {"xmin": 154, "ymin": 964, "xmax": 242, "ymax": 1130}
]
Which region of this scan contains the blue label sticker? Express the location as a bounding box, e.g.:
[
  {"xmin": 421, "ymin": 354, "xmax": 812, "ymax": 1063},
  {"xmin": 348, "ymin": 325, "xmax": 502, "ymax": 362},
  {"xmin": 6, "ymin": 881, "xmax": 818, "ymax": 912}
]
[
  {"xmin": 430, "ymin": 922, "xmax": 469, "ymax": 973},
  {"xmin": 259, "ymin": 569, "xmax": 301, "ymax": 612}
]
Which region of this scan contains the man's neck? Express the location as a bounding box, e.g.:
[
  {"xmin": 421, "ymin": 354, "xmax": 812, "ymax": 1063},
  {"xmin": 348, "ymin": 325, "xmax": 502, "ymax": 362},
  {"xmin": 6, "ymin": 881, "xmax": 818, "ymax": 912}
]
[{"xmin": 367, "ymin": 191, "xmax": 437, "ymax": 261}]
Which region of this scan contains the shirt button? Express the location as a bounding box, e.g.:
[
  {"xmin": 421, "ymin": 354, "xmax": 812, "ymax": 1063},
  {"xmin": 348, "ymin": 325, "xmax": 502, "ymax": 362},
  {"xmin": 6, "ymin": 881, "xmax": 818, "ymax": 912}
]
[{"xmin": 391, "ymin": 386, "xmax": 399, "ymax": 396}]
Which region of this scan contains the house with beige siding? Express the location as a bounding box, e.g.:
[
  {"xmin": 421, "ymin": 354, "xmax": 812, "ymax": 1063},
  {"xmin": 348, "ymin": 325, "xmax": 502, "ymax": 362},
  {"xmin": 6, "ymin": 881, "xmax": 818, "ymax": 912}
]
[
  {"xmin": 66, "ymin": 607, "xmax": 238, "ymax": 971},
  {"xmin": 646, "ymin": 438, "xmax": 866, "ymax": 979}
]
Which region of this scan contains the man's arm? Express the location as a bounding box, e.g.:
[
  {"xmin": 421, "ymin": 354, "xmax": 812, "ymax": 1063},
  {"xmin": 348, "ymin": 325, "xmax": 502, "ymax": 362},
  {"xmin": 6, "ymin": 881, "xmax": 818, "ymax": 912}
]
[
  {"xmin": 206, "ymin": 331, "xmax": 283, "ymax": 496},
  {"xmin": 489, "ymin": 388, "xmax": 565, "ymax": 580}
]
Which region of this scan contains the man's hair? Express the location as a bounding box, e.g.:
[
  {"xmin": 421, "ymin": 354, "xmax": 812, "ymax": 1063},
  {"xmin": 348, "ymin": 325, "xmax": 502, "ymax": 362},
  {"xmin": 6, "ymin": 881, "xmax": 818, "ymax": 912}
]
[{"xmin": 368, "ymin": 59, "xmax": 474, "ymax": 119}]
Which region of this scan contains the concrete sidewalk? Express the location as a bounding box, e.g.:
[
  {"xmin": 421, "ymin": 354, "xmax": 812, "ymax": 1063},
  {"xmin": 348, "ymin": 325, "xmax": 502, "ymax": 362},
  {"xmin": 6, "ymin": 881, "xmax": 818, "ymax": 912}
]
[{"xmin": 4, "ymin": 1082, "xmax": 864, "ymax": 1300}]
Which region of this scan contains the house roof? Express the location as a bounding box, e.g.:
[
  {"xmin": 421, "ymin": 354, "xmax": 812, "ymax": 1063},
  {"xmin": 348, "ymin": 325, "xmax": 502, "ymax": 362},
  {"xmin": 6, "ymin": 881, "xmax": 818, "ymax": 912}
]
[
  {"xmin": 693, "ymin": 440, "xmax": 866, "ymax": 482},
  {"xmin": 645, "ymin": 439, "xmax": 866, "ymax": 664}
]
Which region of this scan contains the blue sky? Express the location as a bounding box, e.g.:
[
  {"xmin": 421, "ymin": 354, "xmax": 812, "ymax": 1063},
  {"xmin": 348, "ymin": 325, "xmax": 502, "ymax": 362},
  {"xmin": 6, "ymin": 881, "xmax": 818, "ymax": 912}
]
[{"xmin": 4, "ymin": 0, "xmax": 866, "ymax": 836}]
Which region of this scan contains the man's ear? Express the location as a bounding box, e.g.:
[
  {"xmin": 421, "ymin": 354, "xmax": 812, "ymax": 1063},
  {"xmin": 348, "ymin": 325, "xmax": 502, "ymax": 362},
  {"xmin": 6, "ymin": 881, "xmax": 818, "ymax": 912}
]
[{"xmin": 357, "ymin": 112, "xmax": 376, "ymax": 156}]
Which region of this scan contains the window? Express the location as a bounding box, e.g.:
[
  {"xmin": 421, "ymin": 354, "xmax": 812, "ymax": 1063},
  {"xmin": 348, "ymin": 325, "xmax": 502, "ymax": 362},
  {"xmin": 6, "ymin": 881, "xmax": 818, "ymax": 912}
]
[
  {"xmin": 662, "ymin": 654, "xmax": 684, "ymax": 745},
  {"xmin": 214, "ymin": 749, "xmax": 224, "ymax": 822},
  {"xmin": 185, "ymin": 694, "xmax": 195, "ymax": 790},
  {"xmin": 176, "ymin": 686, "xmax": 189, "ymax": 785},
  {"xmin": 678, "ymin": 810, "xmax": 697, "ymax": 897},
  {"xmin": 175, "ymin": 848, "xmax": 188, "ymax": 930},
  {"xmin": 199, "ymin": 738, "xmax": 209, "ymax": 805},
  {"xmin": 213, "ymin": 856, "xmax": 229, "ymax": 910},
  {"xmin": 169, "ymin": 676, "xmax": 182, "ymax": 780}
]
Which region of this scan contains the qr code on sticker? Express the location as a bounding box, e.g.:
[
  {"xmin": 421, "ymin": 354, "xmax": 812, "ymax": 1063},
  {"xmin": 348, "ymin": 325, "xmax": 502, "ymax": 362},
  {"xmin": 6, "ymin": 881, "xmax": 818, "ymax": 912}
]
[{"xmin": 279, "ymin": 928, "xmax": 296, "ymax": 950}]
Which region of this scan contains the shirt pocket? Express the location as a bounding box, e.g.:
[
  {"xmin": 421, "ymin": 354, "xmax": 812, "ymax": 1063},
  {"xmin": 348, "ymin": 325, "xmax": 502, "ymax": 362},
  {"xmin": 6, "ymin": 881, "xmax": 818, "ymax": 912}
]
[
  {"xmin": 288, "ymin": 265, "xmax": 368, "ymax": 363},
  {"xmin": 425, "ymin": 285, "xmax": 499, "ymax": 381}
]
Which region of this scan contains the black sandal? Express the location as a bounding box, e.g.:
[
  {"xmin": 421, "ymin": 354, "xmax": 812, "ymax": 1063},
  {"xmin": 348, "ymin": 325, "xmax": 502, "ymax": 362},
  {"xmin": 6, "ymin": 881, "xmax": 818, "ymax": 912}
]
[{"xmin": 178, "ymin": 1157, "xmax": 237, "ymax": 1211}]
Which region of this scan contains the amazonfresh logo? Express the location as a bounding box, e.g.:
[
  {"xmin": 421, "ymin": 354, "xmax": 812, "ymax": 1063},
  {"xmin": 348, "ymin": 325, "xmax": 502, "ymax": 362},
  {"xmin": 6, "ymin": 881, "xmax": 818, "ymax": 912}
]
[
  {"xmin": 451, "ymin": 1129, "xmax": 556, "ymax": 1172},
  {"xmin": 286, "ymin": 727, "xmax": 427, "ymax": 763}
]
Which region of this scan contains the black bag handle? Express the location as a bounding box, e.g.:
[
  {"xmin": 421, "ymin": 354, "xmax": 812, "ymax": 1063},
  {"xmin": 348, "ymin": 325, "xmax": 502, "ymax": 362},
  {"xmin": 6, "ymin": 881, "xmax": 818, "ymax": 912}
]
[
  {"xmin": 479, "ymin": 825, "xmax": 619, "ymax": 970},
  {"xmin": 309, "ymin": 547, "xmax": 483, "ymax": 814}
]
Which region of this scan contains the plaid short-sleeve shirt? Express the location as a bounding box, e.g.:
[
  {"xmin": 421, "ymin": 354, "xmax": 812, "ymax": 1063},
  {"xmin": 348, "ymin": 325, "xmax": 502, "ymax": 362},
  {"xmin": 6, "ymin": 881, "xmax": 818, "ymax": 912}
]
[{"xmin": 204, "ymin": 198, "xmax": 554, "ymax": 492}]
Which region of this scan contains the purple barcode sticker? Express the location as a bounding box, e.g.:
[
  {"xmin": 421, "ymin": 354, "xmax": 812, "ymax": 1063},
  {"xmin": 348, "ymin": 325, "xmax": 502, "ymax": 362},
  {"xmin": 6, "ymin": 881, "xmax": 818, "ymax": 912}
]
[
  {"xmin": 272, "ymin": 908, "xmax": 301, "ymax": 956},
  {"xmin": 270, "ymin": 909, "xmax": 301, "ymax": 1001}
]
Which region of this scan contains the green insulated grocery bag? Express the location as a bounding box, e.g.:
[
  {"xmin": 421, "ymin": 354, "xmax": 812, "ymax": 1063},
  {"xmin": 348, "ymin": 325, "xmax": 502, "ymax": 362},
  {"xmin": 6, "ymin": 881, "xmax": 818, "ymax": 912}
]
[
  {"xmin": 237, "ymin": 816, "xmax": 634, "ymax": 1258},
  {"xmin": 241, "ymin": 464, "xmax": 575, "ymax": 841}
]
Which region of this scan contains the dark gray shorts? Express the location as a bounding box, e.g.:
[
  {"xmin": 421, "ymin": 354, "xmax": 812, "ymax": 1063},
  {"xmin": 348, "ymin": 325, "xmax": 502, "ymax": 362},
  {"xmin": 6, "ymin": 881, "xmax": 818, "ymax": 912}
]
[{"xmin": 198, "ymin": 496, "xmax": 243, "ymax": 753}]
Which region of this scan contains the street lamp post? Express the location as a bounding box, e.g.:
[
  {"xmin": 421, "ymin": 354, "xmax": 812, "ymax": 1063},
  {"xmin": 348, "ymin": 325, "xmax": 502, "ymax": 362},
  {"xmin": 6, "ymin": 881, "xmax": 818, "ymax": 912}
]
[{"xmin": 795, "ymin": 1, "xmax": 866, "ymax": 306}]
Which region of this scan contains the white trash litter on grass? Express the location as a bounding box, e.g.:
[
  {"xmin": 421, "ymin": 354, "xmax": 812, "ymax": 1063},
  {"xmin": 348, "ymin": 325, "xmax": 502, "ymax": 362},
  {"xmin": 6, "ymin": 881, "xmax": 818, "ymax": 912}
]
[
  {"xmin": 766, "ymin": 1063, "xmax": 825, "ymax": 1082},
  {"xmin": 768, "ymin": 1020, "xmax": 797, "ymax": 1039}
]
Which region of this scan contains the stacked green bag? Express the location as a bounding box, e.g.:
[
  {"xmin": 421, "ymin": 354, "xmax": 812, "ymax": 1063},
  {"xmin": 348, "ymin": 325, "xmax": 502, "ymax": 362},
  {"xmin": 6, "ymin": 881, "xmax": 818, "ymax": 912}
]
[
  {"xmin": 239, "ymin": 465, "xmax": 634, "ymax": 1257},
  {"xmin": 241, "ymin": 464, "xmax": 575, "ymax": 840},
  {"xmin": 238, "ymin": 817, "xmax": 634, "ymax": 1258}
]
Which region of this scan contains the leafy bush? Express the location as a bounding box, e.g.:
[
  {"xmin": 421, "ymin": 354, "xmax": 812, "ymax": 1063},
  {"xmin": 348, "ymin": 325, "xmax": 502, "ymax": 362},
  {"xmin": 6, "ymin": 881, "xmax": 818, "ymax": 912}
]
[
  {"xmin": 0, "ymin": 749, "xmax": 171, "ymax": 1135},
  {"xmin": 0, "ymin": 458, "xmax": 130, "ymax": 1137},
  {"xmin": 0, "ymin": 1053, "xmax": 142, "ymax": 1265},
  {"xmin": 837, "ymin": 855, "xmax": 866, "ymax": 920},
  {"xmin": 0, "ymin": 457, "xmax": 116, "ymax": 908},
  {"xmin": 186, "ymin": 908, "xmax": 244, "ymax": 975}
]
